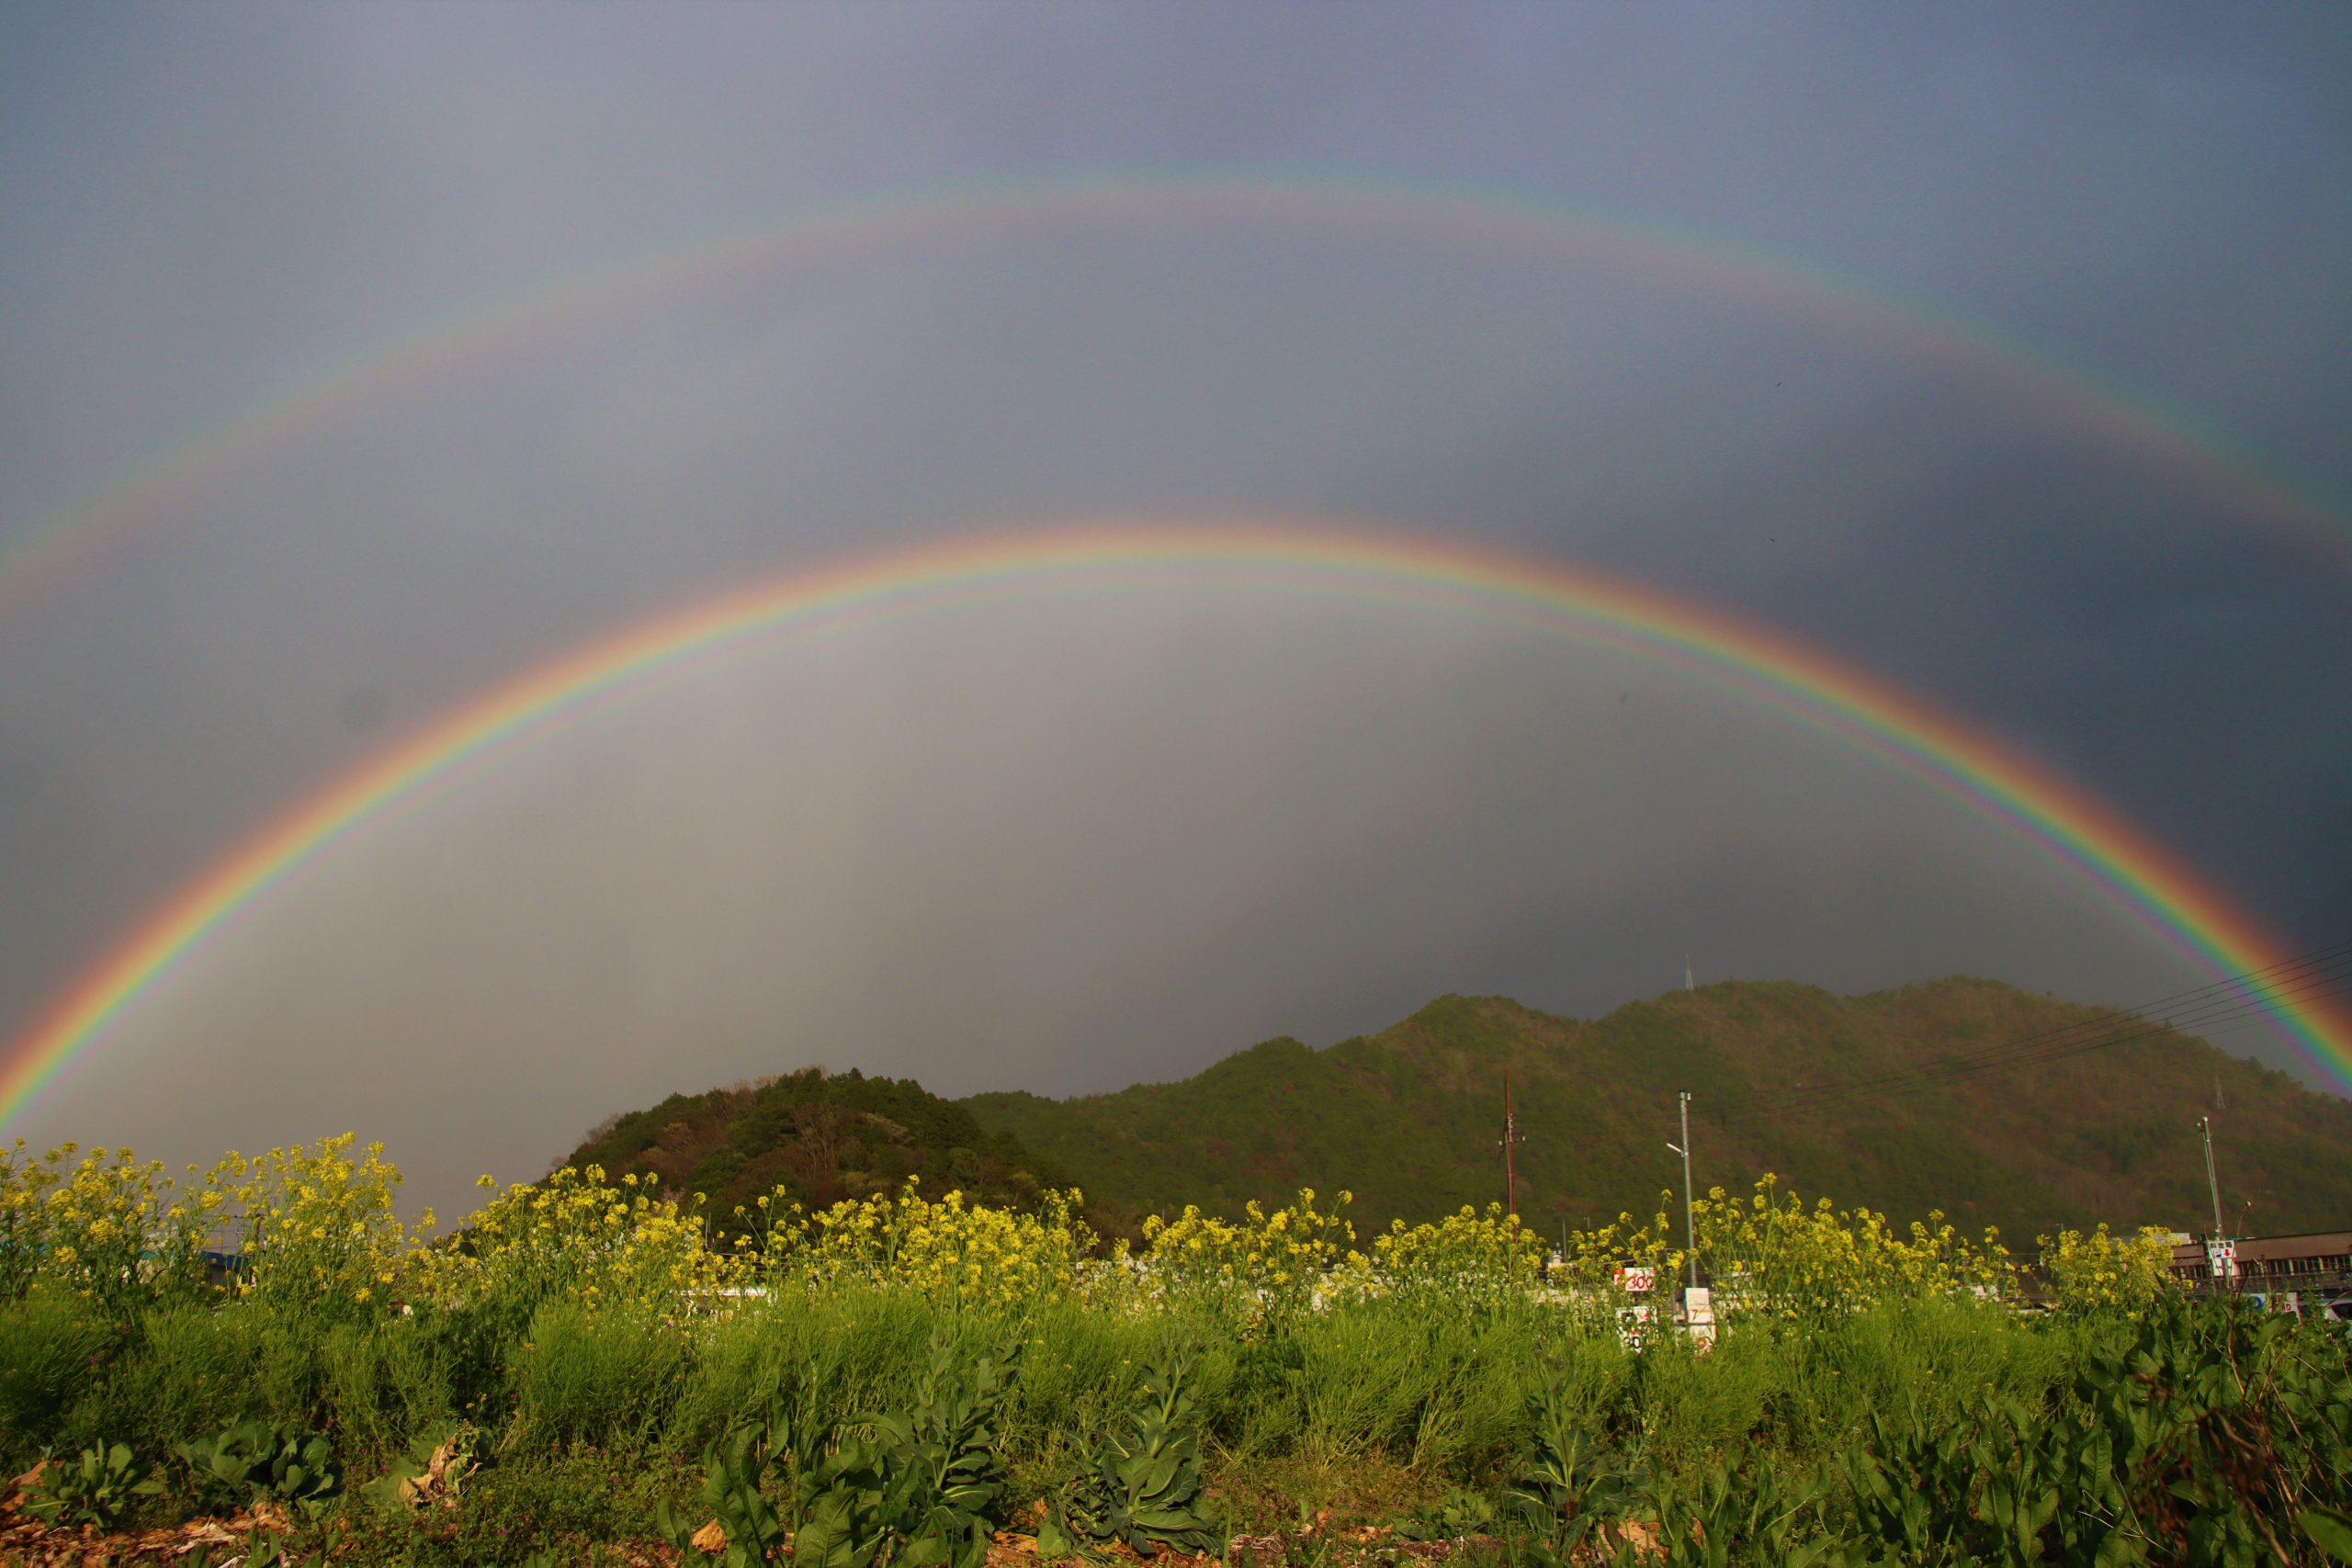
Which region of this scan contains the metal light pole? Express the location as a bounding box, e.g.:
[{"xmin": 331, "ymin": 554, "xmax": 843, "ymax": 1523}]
[
  {"xmin": 2199, "ymin": 1114, "xmax": 2236, "ymax": 1293},
  {"xmin": 2200, "ymin": 1116, "xmax": 2225, "ymax": 1240},
  {"xmin": 1667, "ymin": 1091, "xmax": 1696, "ymax": 1292}
]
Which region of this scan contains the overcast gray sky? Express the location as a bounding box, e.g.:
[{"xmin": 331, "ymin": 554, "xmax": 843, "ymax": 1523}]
[{"xmin": 2, "ymin": 4, "xmax": 2347, "ymax": 1218}]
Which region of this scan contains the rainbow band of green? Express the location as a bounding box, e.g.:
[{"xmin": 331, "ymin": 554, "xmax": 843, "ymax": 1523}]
[
  {"xmin": 3, "ymin": 171, "xmax": 2346, "ymax": 623},
  {"xmin": 5, "ymin": 518, "xmax": 2346, "ymax": 1128}
]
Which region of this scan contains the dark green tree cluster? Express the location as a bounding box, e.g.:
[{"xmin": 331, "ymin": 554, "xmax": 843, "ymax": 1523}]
[{"xmin": 566, "ymin": 1066, "xmax": 1076, "ymax": 1228}]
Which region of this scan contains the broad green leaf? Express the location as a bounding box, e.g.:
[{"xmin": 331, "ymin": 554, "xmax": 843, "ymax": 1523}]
[{"xmin": 2301, "ymin": 1507, "xmax": 2352, "ymax": 1562}]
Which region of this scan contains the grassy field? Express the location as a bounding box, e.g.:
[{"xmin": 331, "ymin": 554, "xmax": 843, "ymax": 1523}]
[{"xmin": 2, "ymin": 1136, "xmax": 2347, "ymax": 1566}]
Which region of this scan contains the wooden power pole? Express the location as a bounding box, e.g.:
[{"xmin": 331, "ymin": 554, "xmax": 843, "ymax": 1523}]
[{"xmin": 1498, "ymin": 1069, "xmax": 1527, "ymax": 1219}]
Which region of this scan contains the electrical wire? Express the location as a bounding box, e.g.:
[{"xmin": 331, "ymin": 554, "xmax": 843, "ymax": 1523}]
[{"xmin": 1695, "ymin": 938, "xmax": 2352, "ymax": 1119}]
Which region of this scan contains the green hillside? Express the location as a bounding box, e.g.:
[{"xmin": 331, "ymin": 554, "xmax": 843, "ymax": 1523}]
[
  {"xmin": 561, "ymin": 1066, "xmax": 1075, "ymax": 1226},
  {"xmin": 962, "ymin": 978, "xmax": 2352, "ymax": 1243}
]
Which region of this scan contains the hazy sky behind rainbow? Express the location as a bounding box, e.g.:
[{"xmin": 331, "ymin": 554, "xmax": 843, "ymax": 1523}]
[{"xmin": 1, "ymin": 6, "xmax": 2346, "ymax": 1219}]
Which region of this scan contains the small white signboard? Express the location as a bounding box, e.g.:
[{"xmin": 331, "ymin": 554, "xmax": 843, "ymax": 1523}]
[{"xmin": 1684, "ymin": 1287, "xmax": 1717, "ymax": 1352}]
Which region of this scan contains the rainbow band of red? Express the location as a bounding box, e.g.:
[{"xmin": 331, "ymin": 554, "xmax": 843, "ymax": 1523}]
[
  {"xmin": 3, "ymin": 172, "xmax": 2346, "ymax": 624},
  {"xmin": 5, "ymin": 519, "xmax": 2346, "ymax": 1127}
]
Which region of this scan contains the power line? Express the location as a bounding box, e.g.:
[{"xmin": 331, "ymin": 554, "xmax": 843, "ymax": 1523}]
[
  {"xmin": 1752, "ymin": 993, "xmax": 2351, "ymax": 1118},
  {"xmin": 1775, "ymin": 948, "xmax": 2352, "ymax": 1103},
  {"xmin": 1781, "ymin": 961, "xmax": 2352, "ymax": 1107},
  {"xmin": 1752, "ymin": 981, "xmax": 2352, "ymax": 1118},
  {"xmin": 1713, "ymin": 939, "xmax": 2352, "ymax": 1119},
  {"xmin": 1758, "ymin": 1000, "xmax": 2339, "ymax": 1119},
  {"xmin": 1744, "ymin": 945, "xmax": 2352, "ymax": 1111}
]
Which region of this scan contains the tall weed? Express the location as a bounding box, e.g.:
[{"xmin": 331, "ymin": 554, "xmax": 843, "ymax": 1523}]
[
  {"xmin": 0, "ymin": 1288, "xmax": 111, "ymax": 1468},
  {"xmin": 514, "ymin": 1301, "xmax": 693, "ymax": 1449},
  {"xmin": 61, "ymin": 1302, "xmax": 313, "ymax": 1462},
  {"xmin": 318, "ymin": 1312, "xmax": 458, "ymax": 1465},
  {"xmin": 670, "ymin": 1289, "xmax": 939, "ymax": 1453},
  {"xmin": 1290, "ymin": 1304, "xmax": 1535, "ymax": 1470}
]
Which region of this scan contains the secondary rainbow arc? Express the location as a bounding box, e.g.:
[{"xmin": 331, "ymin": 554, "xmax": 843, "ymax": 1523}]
[
  {"xmin": 3, "ymin": 518, "xmax": 2346, "ymax": 1130},
  {"xmin": 2, "ymin": 171, "xmax": 2347, "ymax": 625}
]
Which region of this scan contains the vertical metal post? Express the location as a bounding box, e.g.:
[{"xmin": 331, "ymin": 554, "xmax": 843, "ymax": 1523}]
[
  {"xmin": 1679, "ymin": 1092, "xmax": 1696, "ymax": 1291},
  {"xmin": 2200, "ymin": 1115, "xmax": 2224, "ymax": 1241}
]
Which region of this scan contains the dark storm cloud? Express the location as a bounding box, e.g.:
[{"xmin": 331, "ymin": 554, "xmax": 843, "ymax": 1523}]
[{"xmin": 1, "ymin": 4, "xmax": 2347, "ymax": 1215}]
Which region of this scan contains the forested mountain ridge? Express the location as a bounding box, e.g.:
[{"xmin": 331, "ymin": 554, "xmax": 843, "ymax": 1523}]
[{"xmin": 961, "ymin": 977, "xmax": 2352, "ymax": 1243}]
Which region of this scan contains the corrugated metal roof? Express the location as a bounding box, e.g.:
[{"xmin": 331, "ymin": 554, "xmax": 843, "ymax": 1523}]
[{"xmin": 2169, "ymin": 1230, "xmax": 2352, "ymax": 1262}]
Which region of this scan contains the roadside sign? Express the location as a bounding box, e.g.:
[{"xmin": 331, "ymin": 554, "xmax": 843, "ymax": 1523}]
[
  {"xmin": 1614, "ymin": 1267, "xmax": 1656, "ymax": 1294},
  {"xmin": 1684, "ymin": 1287, "xmax": 1717, "ymax": 1353}
]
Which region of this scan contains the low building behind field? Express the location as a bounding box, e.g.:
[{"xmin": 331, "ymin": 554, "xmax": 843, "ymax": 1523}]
[{"xmin": 2168, "ymin": 1229, "xmax": 2352, "ymax": 1302}]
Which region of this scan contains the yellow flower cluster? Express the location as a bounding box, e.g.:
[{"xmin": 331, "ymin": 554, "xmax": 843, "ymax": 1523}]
[
  {"xmin": 0, "ymin": 1134, "xmax": 428, "ymax": 1316},
  {"xmin": 2038, "ymin": 1223, "xmax": 2179, "ymax": 1314},
  {"xmin": 762, "ymin": 1179, "xmax": 1095, "ymax": 1309},
  {"xmin": 1139, "ymin": 1189, "xmax": 1360, "ymax": 1319},
  {"xmin": 1556, "ymin": 1193, "xmax": 1683, "ymax": 1294},
  {"xmin": 409, "ymin": 1163, "xmax": 729, "ymax": 1313},
  {"xmin": 1369, "ymin": 1203, "xmax": 1549, "ymax": 1307},
  {"xmin": 215, "ymin": 1135, "xmax": 428, "ymax": 1314},
  {"xmin": 0, "ymin": 1137, "xmax": 2194, "ymax": 1328},
  {"xmin": 1687, "ymin": 1176, "xmax": 2013, "ymax": 1320},
  {"xmin": 0, "ymin": 1139, "xmax": 218, "ymax": 1308}
]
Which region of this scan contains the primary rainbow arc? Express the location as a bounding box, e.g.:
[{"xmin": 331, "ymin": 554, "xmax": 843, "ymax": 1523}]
[{"xmin": 3, "ymin": 518, "xmax": 2346, "ymax": 1129}]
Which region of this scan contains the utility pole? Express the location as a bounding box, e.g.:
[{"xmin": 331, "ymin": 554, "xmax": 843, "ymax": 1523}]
[
  {"xmin": 1498, "ymin": 1069, "xmax": 1526, "ymax": 1220},
  {"xmin": 2199, "ymin": 1115, "xmax": 2225, "ymax": 1241},
  {"xmin": 1667, "ymin": 1092, "xmax": 1697, "ymax": 1291},
  {"xmin": 2199, "ymin": 1114, "xmax": 2236, "ymax": 1294}
]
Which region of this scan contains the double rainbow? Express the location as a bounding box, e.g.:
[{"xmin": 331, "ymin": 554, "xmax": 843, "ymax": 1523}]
[{"xmin": 4, "ymin": 519, "xmax": 2346, "ymax": 1129}]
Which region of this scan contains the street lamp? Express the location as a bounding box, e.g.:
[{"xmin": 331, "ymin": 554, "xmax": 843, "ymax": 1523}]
[{"xmin": 1668, "ymin": 1089, "xmax": 1696, "ymax": 1291}]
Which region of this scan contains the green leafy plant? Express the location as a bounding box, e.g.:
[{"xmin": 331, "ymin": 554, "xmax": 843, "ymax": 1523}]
[
  {"xmin": 1820, "ymin": 1300, "xmax": 2352, "ymax": 1566},
  {"xmin": 2302, "ymin": 1505, "xmax": 2352, "ymax": 1563},
  {"xmin": 1502, "ymin": 1381, "xmax": 1644, "ymax": 1562},
  {"xmin": 177, "ymin": 1417, "xmax": 341, "ymax": 1516},
  {"xmin": 661, "ymin": 1333, "xmax": 1014, "ymax": 1568},
  {"xmin": 1646, "ymin": 1458, "xmax": 1830, "ymax": 1568},
  {"xmin": 1835, "ymin": 1393, "xmax": 1976, "ymax": 1562},
  {"xmin": 658, "ymin": 1406, "xmax": 798, "ymax": 1568},
  {"xmin": 790, "ymin": 1426, "xmax": 937, "ymax": 1568},
  {"xmin": 2053, "ymin": 1299, "xmax": 2352, "ymax": 1566},
  {"xmin": 794, "ymin": 1339, "xmax": 1013, "ymax": 1568},
  {"xmin": 1041, "ymin": 1347, "xmax": 1218, "ymax": 1558},
  {"xmin": 362, "ymin": 1425, "xmax": 485, "ymax": 1513},
  {"xmin": 844, "ymin": 1337, "xmax": 1012, "ymax": 1568},
  {"xmin": 220, "ymin": 1533, "xmax": 329, "ymax": 1568},
  {"xmin": 1396, "ymin": 1485, "xmax": 1502, "ymax": 1543},
  {"xmin": 23, "ymin": 1439, "xmax": 164, "ymax": 1529}
]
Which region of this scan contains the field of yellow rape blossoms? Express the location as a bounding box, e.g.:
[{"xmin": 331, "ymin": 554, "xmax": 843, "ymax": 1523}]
[{"xmin": 3, "ymin": 1134, "xmax": 2348, "ymax": 1566}]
